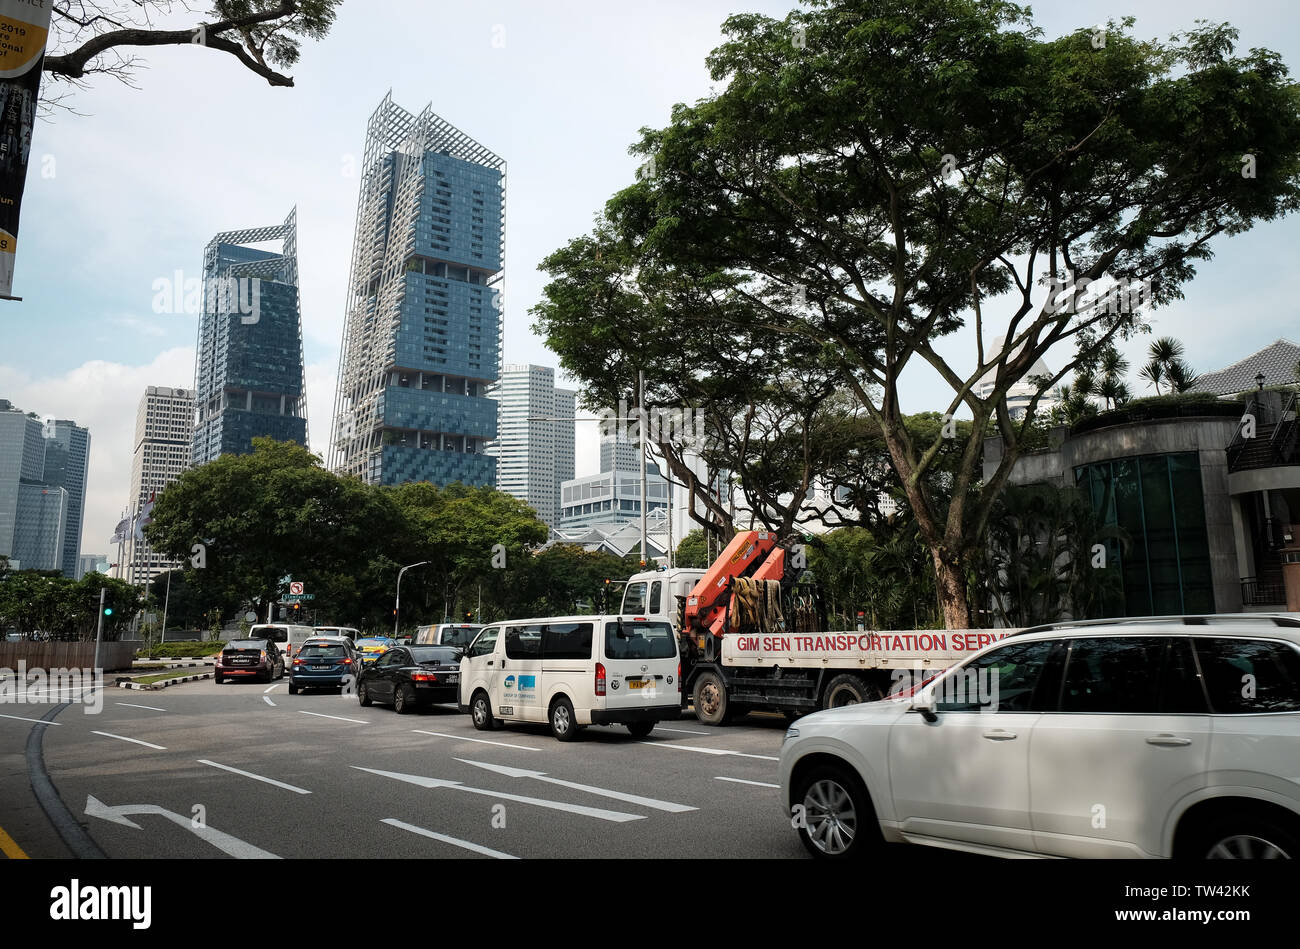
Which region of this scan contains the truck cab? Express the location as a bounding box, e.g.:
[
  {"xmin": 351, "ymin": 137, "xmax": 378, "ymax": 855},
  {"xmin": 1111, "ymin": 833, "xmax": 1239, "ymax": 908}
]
[{"xmin": 620, "ymin": 568, "xmax": 705, "ymax": 630}]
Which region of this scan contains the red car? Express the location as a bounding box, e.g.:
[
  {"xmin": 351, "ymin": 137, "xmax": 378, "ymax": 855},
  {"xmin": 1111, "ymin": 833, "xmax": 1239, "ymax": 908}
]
[{"xmin": 215, "ymin": 638, "xmax": 286, "ymax": 684}]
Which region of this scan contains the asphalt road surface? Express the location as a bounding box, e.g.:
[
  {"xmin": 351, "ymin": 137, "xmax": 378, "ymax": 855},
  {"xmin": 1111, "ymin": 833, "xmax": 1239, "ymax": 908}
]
[{"xmin": 0, "ymin": 674, "xmax": 807, "ymax": 859}]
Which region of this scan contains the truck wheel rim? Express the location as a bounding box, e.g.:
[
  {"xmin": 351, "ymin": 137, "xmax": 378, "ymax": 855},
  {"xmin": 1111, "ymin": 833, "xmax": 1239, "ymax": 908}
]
[
  {"xmin": 804, "ymin": 779, "xmax": 857, "ymax": 855},
  {"xmin": 831, "ymin": 686, "xmax": 860, "ymax": 707},
  {"xmin": 473, "ymin": 700, "xmax": 486, "ymax": 725},
  {"xmin": 1207, "ymin": 835, "xmax": 1291, "ymax": 859},
  {"xmin": 700, "ymin": 682, "xmax": 721, "ymax": 716},
  {"xmin": 554, "ymin": 706, "xmax": 570, "ymax": 733}
]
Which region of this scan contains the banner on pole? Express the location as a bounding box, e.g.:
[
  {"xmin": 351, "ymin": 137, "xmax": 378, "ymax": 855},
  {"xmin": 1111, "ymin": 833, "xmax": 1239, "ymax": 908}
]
[{"xmin": 0, "ymin": 0, "xmax": 54, "ymax": 300}]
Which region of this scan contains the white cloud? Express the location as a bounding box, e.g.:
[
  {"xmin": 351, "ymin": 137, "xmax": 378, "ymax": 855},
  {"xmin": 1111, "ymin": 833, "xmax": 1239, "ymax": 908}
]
[{"xmin": 0, "ymin": 348, "xmax": 196, "ymax": 562}]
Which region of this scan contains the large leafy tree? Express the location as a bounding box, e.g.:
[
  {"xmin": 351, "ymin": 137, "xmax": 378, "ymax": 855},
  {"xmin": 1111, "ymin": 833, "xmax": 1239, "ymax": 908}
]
[
  {"xmin": 588, "ymin": 0, "xmax": 1300, "ymax": 628},
  {"xmin": 44, "ymin": 1, "xmax": 341, "ymax": 98}
]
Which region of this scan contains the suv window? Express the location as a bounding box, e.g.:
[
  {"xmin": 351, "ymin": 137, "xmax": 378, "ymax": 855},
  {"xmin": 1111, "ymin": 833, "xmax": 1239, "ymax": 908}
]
[
  {"xmin": 467, "ymin": 627, "xmax": 499, "ymax": 658},
  {"xmin": 1193, "ymin": 637, "xmax": 1300, "ymax": 713},
  {"xmin": 934, "ymin": 640, "xmax": 1055, "ymax": 712},
  {"xmin": 506, "ymin": 625, "xmax": 542, "ymax": 660},
  {"xmin": 1058, "ymin": 637, "xmax": 1208, "ymax": 714},
  {"xmin": 542, "ymin": 622, "xmax": 593, "ymax": 660},
  {"xmin": 604, "ymin": 621, "xmax": 676, "ymax": 660}
]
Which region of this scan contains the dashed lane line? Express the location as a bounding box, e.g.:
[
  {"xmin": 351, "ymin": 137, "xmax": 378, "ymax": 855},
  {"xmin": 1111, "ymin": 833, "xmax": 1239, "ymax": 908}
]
[
  {"xmin": 92, "ymin": 731, "xmax": 165, "ymax": 750},
  {"xmin": 412, "ymin": 729, "xmax": 542, "ymax": 752},
  {"xmin": 715, "ymin": 776, "xmax": 781, "ymax": 788},
  {"xmin": 198, "ymin": 759, "xmax": 311, "ymax": 794},
  {"xmin": 637, "ymin": 741, "xmax": 779, "ymax": 761},
  {"xmin": 382, "ymin": 818, "xmax": 519, "ymax": 859}
]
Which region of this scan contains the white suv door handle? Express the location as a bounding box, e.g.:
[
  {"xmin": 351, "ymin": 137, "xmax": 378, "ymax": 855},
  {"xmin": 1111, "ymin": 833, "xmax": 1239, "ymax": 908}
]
[
  {"xmin": 1146, "ymin": 735, "xmax": 1192, "ymax": 746},
  {"xmin": 982, "ymin": 728, "xmax": 1017, "ymax": 740}
]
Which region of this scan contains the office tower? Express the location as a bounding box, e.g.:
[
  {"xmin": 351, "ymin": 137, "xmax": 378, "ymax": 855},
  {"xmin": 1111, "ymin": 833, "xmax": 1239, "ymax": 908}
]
[
  {"xmin": 77, "ymin": 553, "xmax": 107, "ymax": 579},
  {"xmin": 486, "ymin": 365, "xmax": 576, "ymax": 529},
  {"xmin": 125, "ymin": 386, "xmax": 196, "ymax": 586},
  {"xmin": 330, "ymin": 93, "xmax": 504, "ymax": 486},
  {"xmin": 41, "ymin": 418, "xmax": 90, "ymax": 578},
  {"xmin": 192, "ymin": 209, "xmax": 308, "ymax": 466},
  {"xmin": 0, "ymin": 400, "xmax": 67, "ymax": 572}
]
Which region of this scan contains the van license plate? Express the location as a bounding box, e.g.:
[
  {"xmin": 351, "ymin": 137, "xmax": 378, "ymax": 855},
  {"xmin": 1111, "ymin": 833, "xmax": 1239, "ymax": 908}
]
[{"xmin": 628, "ymin": 679, "xmax": 649, "ymax": 689}]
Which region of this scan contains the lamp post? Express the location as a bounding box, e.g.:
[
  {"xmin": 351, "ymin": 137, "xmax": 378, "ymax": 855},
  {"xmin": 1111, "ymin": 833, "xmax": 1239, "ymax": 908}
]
[
  {"xmin": 1256, "ymin": 372, "xmax": 1266, "ymax": 392},
  {"xmin": 394, "ymin": 561, "xmax": 430, "ymax": 637}
]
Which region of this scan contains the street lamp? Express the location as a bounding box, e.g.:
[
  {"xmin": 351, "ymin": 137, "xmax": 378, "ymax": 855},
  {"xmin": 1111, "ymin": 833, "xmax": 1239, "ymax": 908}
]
[
  {"xmin": 1256, "ymin": 371, "xmax": 1266, "ymax": 391},
  {"xmin": 394, "ymin": 561, "xmax": 430, "ymax": 637}
]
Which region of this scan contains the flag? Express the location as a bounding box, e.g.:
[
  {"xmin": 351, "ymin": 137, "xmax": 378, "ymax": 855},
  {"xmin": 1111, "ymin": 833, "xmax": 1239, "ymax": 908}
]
[
  {"xmin": 0, "ymin": 0, "xmax": 55, "ymax": 299},
  {"xmin": 110, "ymin": 517, "xmax": 130, "ymax": 545}
]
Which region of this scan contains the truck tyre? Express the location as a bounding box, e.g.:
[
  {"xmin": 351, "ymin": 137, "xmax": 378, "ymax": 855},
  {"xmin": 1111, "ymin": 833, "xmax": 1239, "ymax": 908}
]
[
  {"xmin": 627, "ymin": 721, "xmax": 655, "ymax": 738},
  {"xmin": 793, "ymin": 764, "xmax": 880, "ymax": 859},
  {"xmin": 693, "ymin": 670, "xmax": 730, "ymax": 726},
  {"xmin": 821, "ymin": 674, "xmax": 879, "ymax": 710}
]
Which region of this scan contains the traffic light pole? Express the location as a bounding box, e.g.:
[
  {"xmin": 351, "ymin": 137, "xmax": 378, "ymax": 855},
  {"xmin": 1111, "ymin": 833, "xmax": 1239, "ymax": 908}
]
[{"xmin": 94, "ymin": 586, "xmax": 105, "ymax": 672}]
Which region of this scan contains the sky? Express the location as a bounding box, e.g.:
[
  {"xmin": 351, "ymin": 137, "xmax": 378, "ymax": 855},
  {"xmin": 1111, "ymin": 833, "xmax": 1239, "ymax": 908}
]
[{"xmin": 0, "ymin": 0, "xmax": 1297, "ymax": 559}]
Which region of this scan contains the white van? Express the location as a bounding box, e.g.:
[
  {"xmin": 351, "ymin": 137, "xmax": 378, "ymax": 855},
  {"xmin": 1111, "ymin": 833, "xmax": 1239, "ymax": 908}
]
[
  {"xmin": 415, "ymin": 623, "xmax": 482, "ymax": 648},
  {"xmin": 250, "ymin": 624, "xmax": 316, "ymax": 663},
  {"xmin": 458, "ymin": 614, "xmax": 681, "ymax": 741}
]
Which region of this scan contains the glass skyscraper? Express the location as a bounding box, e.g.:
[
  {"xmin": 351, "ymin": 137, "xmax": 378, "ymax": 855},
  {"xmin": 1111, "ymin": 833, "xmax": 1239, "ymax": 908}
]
[
  {"xmin": 330, "ymin": 93, "xmax": 503, "ymax": 486},
  {"xmin": 192, "ymin": 209, "xmax": 308, "ymax": 465},
  {"xmin": 40, "ymin": 418, "xmax": 90, "ymax": 578},
  {"xmin": 0, "ymin": 400, "xmax": 83, "ymax": 575}
]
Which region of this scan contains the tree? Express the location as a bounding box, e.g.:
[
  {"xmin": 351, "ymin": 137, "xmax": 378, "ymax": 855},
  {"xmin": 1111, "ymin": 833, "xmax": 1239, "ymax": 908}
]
[
  {"xmin": 1139, "ymin": 336, "xmax": 1198, "ymax": 394},
  {"xmin": 593, "ymin": 0, "xmax": 1300, "ymax": 627},
  {"xmin": 675, "ymin": 529, "xmax": 709, "ymax": 568},
  {"xmin": 44, "ymin": 1, "xmax": 342, "ymax": 98}
]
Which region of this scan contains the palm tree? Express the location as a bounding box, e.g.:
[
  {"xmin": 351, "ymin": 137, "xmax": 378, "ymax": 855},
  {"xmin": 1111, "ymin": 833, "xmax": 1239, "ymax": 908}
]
[
  {"xmin": 1139, "ymin": 358, "xmax": 1165, "ymax": 395},
  {"xmin": 1143, "ymin": 337, "xmax": 1198, "ymax": 394}
]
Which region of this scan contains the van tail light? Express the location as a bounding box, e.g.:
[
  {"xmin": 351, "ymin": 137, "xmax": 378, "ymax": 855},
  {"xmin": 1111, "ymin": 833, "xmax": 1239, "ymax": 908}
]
[{"xmin": 595, "ymin": 662, "xmax": 607, "ymax": 697}]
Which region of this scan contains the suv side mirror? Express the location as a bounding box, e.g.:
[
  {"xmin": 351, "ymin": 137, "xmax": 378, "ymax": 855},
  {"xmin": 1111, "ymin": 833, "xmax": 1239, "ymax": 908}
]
[{"xmin": 910, "ymin": 688, "xmax": 939, "ymax": 723}]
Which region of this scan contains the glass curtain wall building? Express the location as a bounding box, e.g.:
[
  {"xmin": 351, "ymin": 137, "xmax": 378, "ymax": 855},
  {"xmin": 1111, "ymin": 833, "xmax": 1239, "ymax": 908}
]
[
  {"xmin": 192, "ymin": 209, "xmax": 308, "ymax": 465},
  {"xmin": 330, "ymin": 93, "xmax": 504, "ymax": 486},
  {"xmin": 40, "ymin": 419, "xmax": 90, "ymax": 578}
]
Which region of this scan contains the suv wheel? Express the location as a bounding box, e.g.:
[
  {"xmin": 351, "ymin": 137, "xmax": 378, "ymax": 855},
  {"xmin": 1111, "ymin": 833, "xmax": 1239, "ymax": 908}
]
[
  {"xmin": 793, "ymin": 764, "xmax": 878, "ymax": 859},
  {"xmin": 1188, "ymin": 813, "xmax": 1299, "ymax": 859}
]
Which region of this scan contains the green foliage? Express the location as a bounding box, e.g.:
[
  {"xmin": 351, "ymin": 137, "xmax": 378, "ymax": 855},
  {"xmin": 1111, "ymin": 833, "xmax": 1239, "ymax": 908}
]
[
  {"xmin": 0, "ymin": 571, "xmax": 143, "ymax": 640},
  {"xmin": 675, "ymin": 530, "xmax": 709, "ymax": 568},
  {"xmin": 808, "ymin": 525, "xmax": 942, "ymax": 631}
]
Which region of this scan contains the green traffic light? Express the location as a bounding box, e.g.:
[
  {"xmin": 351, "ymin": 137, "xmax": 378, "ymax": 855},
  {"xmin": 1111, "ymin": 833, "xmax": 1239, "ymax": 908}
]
[{"xmin": 104, "ymin": 607, "xmax": 113, "ymax": 616}]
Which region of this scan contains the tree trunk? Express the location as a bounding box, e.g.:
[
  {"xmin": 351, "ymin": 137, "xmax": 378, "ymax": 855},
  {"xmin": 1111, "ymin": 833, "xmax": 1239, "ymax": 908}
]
[{"xmin": 931, "ymin": 546, "xmax": 971, "ymax": 631}]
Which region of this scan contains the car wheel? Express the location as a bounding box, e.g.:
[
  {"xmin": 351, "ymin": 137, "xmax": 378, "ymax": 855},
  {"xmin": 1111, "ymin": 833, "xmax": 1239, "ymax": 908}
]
[
  {"xmin": 394, "ymin": 684, "xmax": 415, "ymax": 714},
  {"xmin": 277, "ymin": 662, "xmax": 285, "ymax": 680},
  {"xmin": 470, "ymin": 691, "xmax": 495, "ymax": 731},
  {"xmin": 1187, "ymin": 813, "xmax": 1299, "ymax": 859},
  {"xmin": 794, "ymin": 764, "xmax": 878, "ymax": 859},
  {"xmin": 214, "ymin": 673, "xmax": 224, "ymax": 684},
  {"xmin": 549, "ymin": 696, "xmax": 578, "ymax": 742},
  {"xmin": 627, "ymin": 721, "xmax": 654, "ymax": 738},
  {"xmin": 358, "ymin": 682, "xmax": 372, "ymax": 707},
  {"xmin": 821, "ymin": 674, "xmax": 879, "ymax": 711},
  {"xmin": 287, "ymin": 681, "xmax": 298, "ymax": 695},
  {"xmin": 692, "ymin": 670, "xmax": 729, "ymax": 726}
]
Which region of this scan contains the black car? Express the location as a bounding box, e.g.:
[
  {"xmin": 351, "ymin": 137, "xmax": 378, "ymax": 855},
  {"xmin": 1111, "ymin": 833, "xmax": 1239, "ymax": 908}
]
[
  {"xmin": 215, "ymin": 639, "xmax": 285, "ymax": 684},
  {"xmin": 357, "ymin": 645, "xmax": 461, "ymax": 713}
]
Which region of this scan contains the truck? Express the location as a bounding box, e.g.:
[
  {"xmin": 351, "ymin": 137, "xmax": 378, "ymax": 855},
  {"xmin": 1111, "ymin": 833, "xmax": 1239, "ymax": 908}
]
[{"xmin": 621, "ymin": 530, "xmax": 1016, "ymax": 724}]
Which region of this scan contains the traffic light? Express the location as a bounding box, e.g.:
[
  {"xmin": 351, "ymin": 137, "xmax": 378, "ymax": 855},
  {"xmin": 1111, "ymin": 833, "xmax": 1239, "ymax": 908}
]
[
  {"xmin": 639, "ymin": 560, "xmax": 646, "ymax": 568},
  {"xmin": 103, "ymin": 607, "xmax": 113, "ymax": 617},
  {"xmin": 604, "ymin": 578, "xmax": 610, "ymax": 585},
  {"xmin": 293, "ymin": 603, "xmax": 300, "ymax": 612}
]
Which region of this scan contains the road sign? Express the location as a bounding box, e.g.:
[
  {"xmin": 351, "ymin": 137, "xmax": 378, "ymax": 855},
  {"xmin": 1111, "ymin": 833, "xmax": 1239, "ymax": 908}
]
[
  {"xmin": 289, "ymin": 581, "xmax": 304, "ymax": 595},
  {"xmin": 244, "ymin": 611, "xmax": 258, "ymax": 623},
  {"xmin": 284, "ymin": 594, "xmax": 315, "ymax": 602}
]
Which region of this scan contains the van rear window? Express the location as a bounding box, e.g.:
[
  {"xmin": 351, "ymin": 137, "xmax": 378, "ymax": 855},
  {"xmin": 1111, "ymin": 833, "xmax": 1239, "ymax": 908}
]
[{"xmin": 604, "ymin": 621, "xmax": 676, "ymax": 660}]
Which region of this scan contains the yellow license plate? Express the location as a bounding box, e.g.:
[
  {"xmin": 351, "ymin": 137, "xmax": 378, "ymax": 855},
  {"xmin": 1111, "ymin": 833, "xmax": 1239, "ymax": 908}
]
[{"xmin": 628, "ymin": 679, "xmax": 649, "ymax": 689}]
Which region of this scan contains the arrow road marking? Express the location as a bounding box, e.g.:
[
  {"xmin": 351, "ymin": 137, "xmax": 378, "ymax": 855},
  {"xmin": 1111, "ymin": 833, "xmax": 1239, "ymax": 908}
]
[
  {"xmin": 264, "ymin": 684, "xmax": 280, "ymax": 694},
  {"xmin": 116, "ymin": 703, "xmax": 166, "ymax": 712},
  {"xmin": 715, "ymin": 776, "xmax": 780, "ymax": 788},
  {"xmin": 198, "ymin": 760, "xmax": 311, "ymax": 794},
  {"xmin": 85, "ymin": 796, "xmax": 280, "ymax": 859},
  {"xmin": 637, "ymin": 741, "xmax": 778, "ymax": 761},
  {"xmin": 412, "ymin": 729, "xmax": 541, "ymax": 751},
  {"xmin": 455, "ymin": 758, "xmax": 696, "ymax": 813},
  {"xmin": 263, "ymin": 696, "xmax": 276, "ymax": 707},
  {"xmin": 93, "ymin": 731, "xmax": 165, "ymax": 750},
  {"xmin": 351, "ymin": 766, "xmax": 644, "ymax": 822},
  {"xmin": 381, "ymin": 818, "xmax": 519, "ymax": 859}
]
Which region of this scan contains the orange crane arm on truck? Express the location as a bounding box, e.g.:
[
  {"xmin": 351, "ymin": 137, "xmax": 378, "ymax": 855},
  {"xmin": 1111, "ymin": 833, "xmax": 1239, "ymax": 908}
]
[{"xmin": 683, "ymin": 530, "xmax": 787, "ymax": 641}]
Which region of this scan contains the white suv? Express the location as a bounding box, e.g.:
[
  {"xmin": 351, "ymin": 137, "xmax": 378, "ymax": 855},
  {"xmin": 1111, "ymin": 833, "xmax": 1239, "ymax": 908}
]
[{"xmin": 779, "ymin": 616, "xmax": 1300, "ymax": 859}]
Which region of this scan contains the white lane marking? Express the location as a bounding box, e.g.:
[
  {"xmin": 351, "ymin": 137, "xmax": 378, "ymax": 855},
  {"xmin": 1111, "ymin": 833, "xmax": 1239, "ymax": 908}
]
[
  {"xmin": 198, "ymin": 759, "xmax": 312, "ymax": 794},
  {"xmin": 352, "ymin": 766, "xmax": 644, "ymax": 822},
  {"xmin": 715, "ymin": 776, "xmax": 780, "ymax": 788},
  {"xmin": 0, "ymin": 713, "xmax": 61, "ymax": 725},
  {"xmin": 92, "ymin": 731, "xmax": 165, "ymax": 750},
  {"xmin": 382, "ymin": 818, "xmax": 519, "ymax": 859},
  {"xmin": 264, "ymin": 684, "xmax": 281, "ymax": 694},
  {"xmin": 85, "ymin": 796, "xmax": 280, "ymax": 859},
  {"xmin": 456, "ymin": 758, "xmax": 696, "ymax": 813},
  {"xmin": 117, "ymin": 702, "xmax": 166, "ymax": 712},
  {"xmin": 412, "ymin": 729, "xmax": 540, "ymax": 752},
  {"xmin": 657, "ymin": 726, "xmax": 710, "ymax": 736},
  {"xmin": 264, "ymin": 696, "xmax": 276, "ymax": 707},
  {"xmin": 637, "ymin": 741, "xmax": 779, "ymax": 761},
  {"xmin": 298, "ymin": 710, "xmax": 367, "ymax": 725}
]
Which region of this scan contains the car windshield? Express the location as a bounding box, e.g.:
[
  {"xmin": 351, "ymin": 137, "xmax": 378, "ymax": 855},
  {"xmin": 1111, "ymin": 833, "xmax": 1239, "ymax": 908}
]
[
  {"xmin": 410, "ymin": 646, "xmax": 458, "ymax": 664},
  {"xmin": 298, "ymin": 644, "xmax": 346, "ymax": 658},
  {"xmin": 604, "ymin": 621, "xmax": 676, "ymax": 660}
]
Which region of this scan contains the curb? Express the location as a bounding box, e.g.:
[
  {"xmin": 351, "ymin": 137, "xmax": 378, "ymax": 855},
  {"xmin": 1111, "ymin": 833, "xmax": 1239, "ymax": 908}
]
[{"xmin": 116, "ymin": 672, "xmax": 214, "ymax": 691}]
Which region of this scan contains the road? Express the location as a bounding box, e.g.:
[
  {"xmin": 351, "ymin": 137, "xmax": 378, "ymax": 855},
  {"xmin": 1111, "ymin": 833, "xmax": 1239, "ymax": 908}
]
[{"xmin": 0, "ymin": 674, "xmax": 806, "ymax": 859}]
